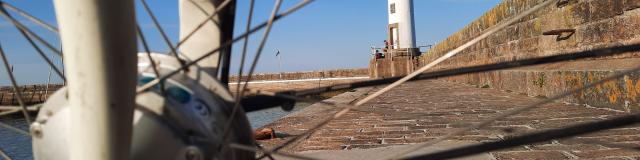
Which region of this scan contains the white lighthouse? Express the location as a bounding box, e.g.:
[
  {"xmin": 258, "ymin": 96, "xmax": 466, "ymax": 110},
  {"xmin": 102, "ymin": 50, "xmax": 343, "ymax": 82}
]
[{"xmin": 387, "ymin": 0, "xmax": 418, "ymax": 56}]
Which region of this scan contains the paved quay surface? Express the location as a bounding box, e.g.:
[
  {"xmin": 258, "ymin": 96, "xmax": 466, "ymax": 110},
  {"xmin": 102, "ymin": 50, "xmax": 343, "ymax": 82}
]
[
  {"xmin": 259, "ymin": 80, "xmax": 640, "ymax": 159},
  {"xmin": 230, "ymin": 78, "xmax": 370, "ymax": 92}
]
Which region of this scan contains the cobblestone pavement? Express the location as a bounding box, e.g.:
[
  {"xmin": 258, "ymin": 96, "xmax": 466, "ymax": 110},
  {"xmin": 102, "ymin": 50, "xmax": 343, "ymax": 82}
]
[{"xmin": 259, "ymin": 80, "xmax": 640, "ymax": 159}]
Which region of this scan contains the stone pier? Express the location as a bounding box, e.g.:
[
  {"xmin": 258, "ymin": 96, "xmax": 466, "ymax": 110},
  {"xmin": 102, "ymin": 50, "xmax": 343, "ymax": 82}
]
[{"xmin": 260, "ymin": 80, "xmax": 640, "ymax": 159}]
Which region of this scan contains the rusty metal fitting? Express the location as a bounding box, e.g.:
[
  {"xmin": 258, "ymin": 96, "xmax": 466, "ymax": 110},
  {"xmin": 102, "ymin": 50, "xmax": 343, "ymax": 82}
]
[{"xmin": 543, "ymin": 29, "xmax": 576, "ymax": 41}]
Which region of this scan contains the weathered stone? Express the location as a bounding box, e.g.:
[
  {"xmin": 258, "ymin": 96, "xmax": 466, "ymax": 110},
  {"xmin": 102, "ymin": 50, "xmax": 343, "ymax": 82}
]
[
  {"xmin": 0, "ymin": 84, "xmax": 63, "ymax": 105},
  {"xmin": 258, "ymin": 80, "xmax": 640, "ymax": 160},
  {"xmin": 571, "ymin": 149, "xmax": 640, "ymax": 158},
  {"xmin": 492, "ymin": 150, "xmax": 569, "ymax": 159},
  {"xmin": 530, "ymin": 144, "xmax": 607, "ymax": 151},
  {"xmin": 380, "ymin": 0, "xmax": 640, "ymax": 112},
  {"xmin": 590, "ymin": 0, "xmax": 622, "ymax": 21},
  {"xmin": 624, "ymin": 0, "xmax": 640, "ymax": 11}
]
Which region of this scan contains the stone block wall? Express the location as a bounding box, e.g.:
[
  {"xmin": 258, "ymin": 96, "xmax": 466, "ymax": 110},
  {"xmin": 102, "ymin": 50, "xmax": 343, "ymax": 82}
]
[
  {"xmin": 418, "ymin": 0, "xmax": 640, "ymax": 111},
  {"xmin": 422, "ymin": 0, "xmax": 640, "ymax": 67},
  {"xmin": 0, "ymin": 84, "xmax": 63, "ymax": 105},
  {"xmin": 228, "ymin": 69, "xmax": 371, "ymax": 93},
  {"xmin": 369, "ymin": 57, "xmax": 419, "ymax": 78},
  {"xmin": 229, "ymin": 68, "xmax": 369, "ymax": 82}
]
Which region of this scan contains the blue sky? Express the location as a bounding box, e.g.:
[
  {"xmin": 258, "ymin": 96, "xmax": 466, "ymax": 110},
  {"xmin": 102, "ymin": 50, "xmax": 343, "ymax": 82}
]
[{"xmin": 0, "ymin": 0, "xmax": 500, "ymax": 85}]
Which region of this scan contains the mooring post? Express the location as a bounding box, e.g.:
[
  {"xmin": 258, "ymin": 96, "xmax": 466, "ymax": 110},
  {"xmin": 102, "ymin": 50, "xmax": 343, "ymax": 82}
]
[{"xmin": 52, "ymin": 0, "xmax": 137, "ymax": 159}]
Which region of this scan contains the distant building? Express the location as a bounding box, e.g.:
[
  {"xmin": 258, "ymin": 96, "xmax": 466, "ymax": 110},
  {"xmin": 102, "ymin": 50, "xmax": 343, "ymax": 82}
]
[
  {"xmin": 370, "ymin": 0, "xmax": 421, "ymax": 78},
  {"xmin": 387, "ymin": 0, "xmax": 419, "ymax": 57}
]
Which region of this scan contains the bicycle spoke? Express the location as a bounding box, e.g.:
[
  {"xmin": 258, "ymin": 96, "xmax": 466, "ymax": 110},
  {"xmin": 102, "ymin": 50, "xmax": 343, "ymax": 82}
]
[
  {"xmin": 182, "ymin": 0, "xmax": 233, "ymax": 76},
  {"xmin": 245, "ymin": 42, "xmax": 640, "ymax": 159},
  {"xmin": 44, "ymin": 55, "xmax": 53, "ymax": 100},
  {"xmin": 136, "ymin": 0, "xmax": 314, "ymax": 93},
  {"xmin": 0, "ymin": 109, "xmax": 20, "ymax": 116},
  {"xmin": 242, "ymin": 43, "xmax": 640, "ymax": 112},
  {"xmin": 0, "ymin": 147, "xmax": 12, "ymax": 160},
  {"xmin": 0, "ymin": 43, "xmax": 32, "ymax": 124},
  {"xmin": 136, "ymin": 24, "xmax": 161, "ymax": 79},
  {"xmin": 1, "ymin": 0, "xmax": 631, "ymax": 160},
  {"xmin": 258, "ymin": 103, "xmax": 352, "ymax": 159},
  {"xmin": 405, "ymin": 113, "xmax": 640, "ymax": 160},
  {"xmin": 0, "ymin": 7, "xmax": 65, "ymax": 81},
  {"xmin": 174, "ymin": 0, "xmax": 233, "ymax": 50},
  {"xmin": 186, "ymin": 0, "xmax": 222, "ymax": 27},
  {"xmin": 0, "ymin": 121, "xmax": 29, "ymax": 135},
  {"xmin": 228, "ymin": 143, "xmax": 320, "ymax": 160},
  {"xmin": 237, "ymin": 0, "xmax": 282, "ymax": 100},
  {"xmin": 235, "ymin": 0, "xmax": 255, "ymax": 98},
  {"xmin": 220, "ymin": 0, "xmax": 283, "ymax": 154},
  {"xmin": 353, "ymin": 0, "xmax": 556, "ymax": 107},
  {"xmin": 0, "ymin": 1, "xmax": 66, "ymax": 86},
  {"xmin": 255, "ymin": 143, "xmax": 276, "ymax": 160},
  {"xmin": 234, "ymin": 0, "xmax": 255, "ymax": 97},
  {"xmin": 0, "ymin": 3, "xmax": 62, "ymax": 56},
  {"xmin": 240, "ymin": 87, "xmax": 358, "ymax": 113},
  {"xmin": 0, "ymin": 1, "xmax": 58, "ymax": 33},
  {"xmin": 262, "ymin": 0, "xmax": 557, "ymax": 155},
  {"xmin": 387, "ymin": 66, "xmax": 640, "ymax": 159},
  {"xmin": 139, "ymin": 0, "xmax": 187, "ymax": 68}
]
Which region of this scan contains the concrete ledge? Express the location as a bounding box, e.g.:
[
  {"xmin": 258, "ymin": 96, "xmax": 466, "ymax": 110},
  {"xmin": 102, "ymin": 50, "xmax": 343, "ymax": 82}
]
[{"xmin": 230, "ymin": 68, "xmax": 369, "ymax": 82}]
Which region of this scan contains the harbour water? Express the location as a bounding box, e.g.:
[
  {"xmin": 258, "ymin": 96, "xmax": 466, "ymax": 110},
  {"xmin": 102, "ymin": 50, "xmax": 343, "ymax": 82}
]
[{"xmin": 0, "ymin": 115, "xmax": 32, "ymax": 160}]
